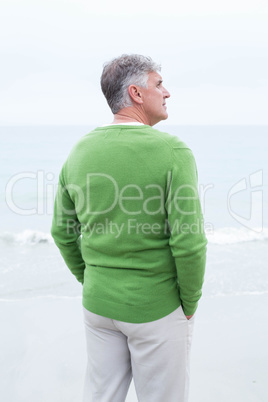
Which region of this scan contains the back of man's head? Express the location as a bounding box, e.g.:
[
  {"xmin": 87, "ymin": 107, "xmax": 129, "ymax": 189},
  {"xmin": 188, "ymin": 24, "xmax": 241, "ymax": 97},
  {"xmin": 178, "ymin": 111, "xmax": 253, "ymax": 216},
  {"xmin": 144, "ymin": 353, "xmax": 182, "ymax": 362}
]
[{"xmin": 100, "ymin": 54, "xmax": 161, "ymax": 114}]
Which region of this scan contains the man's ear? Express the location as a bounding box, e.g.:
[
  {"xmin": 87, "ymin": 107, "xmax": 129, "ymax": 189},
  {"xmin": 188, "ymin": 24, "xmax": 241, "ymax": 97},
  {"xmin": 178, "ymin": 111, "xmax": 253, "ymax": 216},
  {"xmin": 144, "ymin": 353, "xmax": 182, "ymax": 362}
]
[{"xmin": 128, "ymin": 85, "xmax": 143, "ymax": 105}]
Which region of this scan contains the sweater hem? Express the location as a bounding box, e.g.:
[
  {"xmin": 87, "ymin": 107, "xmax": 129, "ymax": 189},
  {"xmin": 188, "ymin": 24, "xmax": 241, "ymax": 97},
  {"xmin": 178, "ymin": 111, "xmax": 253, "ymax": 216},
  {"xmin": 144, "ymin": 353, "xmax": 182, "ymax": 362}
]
[{"xmin": 82, "ymin": 292, "xmax": 181, "ymax": 324}]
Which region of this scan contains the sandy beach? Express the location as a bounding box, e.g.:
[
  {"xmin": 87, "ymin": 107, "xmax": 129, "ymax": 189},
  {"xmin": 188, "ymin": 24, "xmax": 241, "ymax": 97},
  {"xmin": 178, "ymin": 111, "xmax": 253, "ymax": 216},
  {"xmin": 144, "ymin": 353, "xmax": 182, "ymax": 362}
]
[{"xmin": 1, "ymin": 292, "xmax": 266, "ymax": 402}]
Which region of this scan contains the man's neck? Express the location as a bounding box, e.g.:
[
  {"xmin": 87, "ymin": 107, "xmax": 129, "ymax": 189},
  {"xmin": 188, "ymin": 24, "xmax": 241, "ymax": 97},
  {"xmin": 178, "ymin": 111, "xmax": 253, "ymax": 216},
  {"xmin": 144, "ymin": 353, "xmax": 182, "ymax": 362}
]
[{"xmin": 112, "ymin": 107, "xmax": 150, "ymax": 126}]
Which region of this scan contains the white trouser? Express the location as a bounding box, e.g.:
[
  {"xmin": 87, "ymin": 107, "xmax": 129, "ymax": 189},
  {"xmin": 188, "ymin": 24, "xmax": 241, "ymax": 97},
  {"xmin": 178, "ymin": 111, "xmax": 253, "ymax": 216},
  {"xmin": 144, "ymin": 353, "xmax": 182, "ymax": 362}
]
[{"xmin": 83, "ymin": 305, "xmax": 195, "ymax": 402}]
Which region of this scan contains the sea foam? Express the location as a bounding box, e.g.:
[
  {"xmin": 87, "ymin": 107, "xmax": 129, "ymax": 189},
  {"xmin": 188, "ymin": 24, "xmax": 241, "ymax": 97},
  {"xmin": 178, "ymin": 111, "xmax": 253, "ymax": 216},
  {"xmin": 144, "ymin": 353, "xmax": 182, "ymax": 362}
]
[
  {"xmin": 0, "ymin": 227, "xmax": 267, "ymax": 246},
  {"xmin": 0, "ymin": 230, "xmax": 53, "ymax": 245},
  {"xmin": 207, "ymin": 227, "xmax": 268, "ymax": 245}
]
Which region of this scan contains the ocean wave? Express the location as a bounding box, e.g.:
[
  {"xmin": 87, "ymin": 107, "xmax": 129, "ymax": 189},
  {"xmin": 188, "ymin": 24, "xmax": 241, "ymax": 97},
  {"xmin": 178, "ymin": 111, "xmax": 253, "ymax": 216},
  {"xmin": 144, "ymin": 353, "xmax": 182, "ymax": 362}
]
[
  {"xmin": 0, "ymin": 230, "xmax": 54, "ymax": 245},
  {"xmin": 0, "ymin": 295, "xmax": 82, "ymax": 302},
  {"xmin": 0, "ymin": 227, "xmax": 267, "ymax": 246},
  {"xmin": 204, "ymin": 290, "xmax": 268, "ymax": 298},
  {"xmin": 207, "ymin": 227, "xmax": 268, "ymax": 245}
]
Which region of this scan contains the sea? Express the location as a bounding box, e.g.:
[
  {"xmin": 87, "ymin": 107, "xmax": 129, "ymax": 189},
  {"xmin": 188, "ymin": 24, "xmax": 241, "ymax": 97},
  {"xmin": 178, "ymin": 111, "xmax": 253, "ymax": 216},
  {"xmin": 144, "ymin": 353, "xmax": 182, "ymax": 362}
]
[{"xmin": 0, "ymin": 125, "xmax": 268, "ymax": 301}]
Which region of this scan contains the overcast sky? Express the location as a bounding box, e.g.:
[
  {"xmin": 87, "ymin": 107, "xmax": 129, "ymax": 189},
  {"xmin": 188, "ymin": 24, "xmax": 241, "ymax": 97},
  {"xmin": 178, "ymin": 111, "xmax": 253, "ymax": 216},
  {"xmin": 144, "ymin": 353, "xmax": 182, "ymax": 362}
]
[{"xmin": 1, "ymin": 0, "xmax": 268, "ymax": 125}]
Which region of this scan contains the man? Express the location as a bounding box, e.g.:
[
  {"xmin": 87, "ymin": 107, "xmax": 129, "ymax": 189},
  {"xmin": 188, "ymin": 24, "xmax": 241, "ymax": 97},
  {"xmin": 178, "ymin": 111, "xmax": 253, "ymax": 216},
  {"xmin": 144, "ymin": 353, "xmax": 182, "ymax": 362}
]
[{"xmin": 51, "ymin": 54, "xmax": 207, "ymax": 402}]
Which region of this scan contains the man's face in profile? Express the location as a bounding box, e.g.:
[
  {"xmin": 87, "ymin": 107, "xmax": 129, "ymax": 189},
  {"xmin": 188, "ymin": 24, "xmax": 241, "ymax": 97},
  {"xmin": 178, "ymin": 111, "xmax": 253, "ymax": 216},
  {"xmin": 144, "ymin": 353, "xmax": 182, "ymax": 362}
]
[{"xmin": 140, "ymin": 71, "xmax": 171, "ymax": 126}]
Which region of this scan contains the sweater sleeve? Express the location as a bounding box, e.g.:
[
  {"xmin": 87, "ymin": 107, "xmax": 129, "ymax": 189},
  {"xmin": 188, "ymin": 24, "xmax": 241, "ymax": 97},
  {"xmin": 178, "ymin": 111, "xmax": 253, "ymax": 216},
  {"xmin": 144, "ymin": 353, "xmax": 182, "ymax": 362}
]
[
  {"xmin": 165, "ymin": 147, "xmax": 207, "ymax": 316},
  {"xmin": 51, "ymin": 172, "xmax": 85, "ymax": 284}
]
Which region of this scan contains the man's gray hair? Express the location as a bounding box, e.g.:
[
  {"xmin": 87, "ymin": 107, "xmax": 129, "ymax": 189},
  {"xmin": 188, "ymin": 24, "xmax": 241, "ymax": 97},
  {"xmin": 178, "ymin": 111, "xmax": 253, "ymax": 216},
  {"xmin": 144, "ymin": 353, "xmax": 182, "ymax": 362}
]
[{"xmin": 100, "ymin": 54, "xmax": 161, "ymax": 114}]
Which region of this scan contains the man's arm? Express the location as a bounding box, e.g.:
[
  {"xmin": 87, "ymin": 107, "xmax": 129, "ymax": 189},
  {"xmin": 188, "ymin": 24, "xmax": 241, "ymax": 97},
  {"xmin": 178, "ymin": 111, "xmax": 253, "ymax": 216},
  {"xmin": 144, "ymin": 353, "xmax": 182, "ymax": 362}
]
[
  {"xmin": 51, "ymin": 174, "xmax": 86, "ymax": 284},
  {"xmin": 165, "ymin": 147, "xmax": 207, "ymax": 317}
]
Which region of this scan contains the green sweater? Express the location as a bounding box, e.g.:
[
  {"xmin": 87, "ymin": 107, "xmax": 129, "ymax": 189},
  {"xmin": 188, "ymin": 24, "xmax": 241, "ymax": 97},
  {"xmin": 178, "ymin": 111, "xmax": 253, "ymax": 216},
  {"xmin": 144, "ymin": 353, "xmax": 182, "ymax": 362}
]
[{"xmin": 51, "ymin": 125, "xmax": 207, "ymax": 323}]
